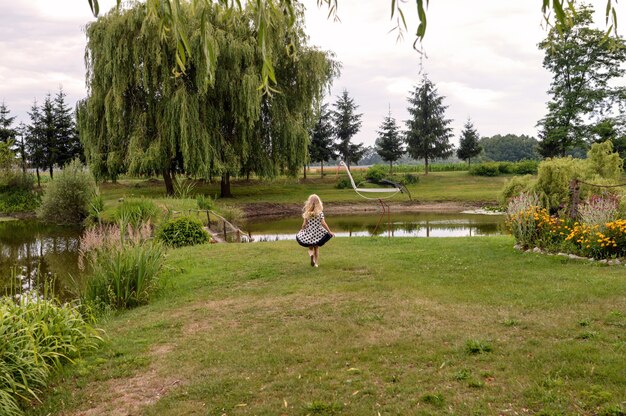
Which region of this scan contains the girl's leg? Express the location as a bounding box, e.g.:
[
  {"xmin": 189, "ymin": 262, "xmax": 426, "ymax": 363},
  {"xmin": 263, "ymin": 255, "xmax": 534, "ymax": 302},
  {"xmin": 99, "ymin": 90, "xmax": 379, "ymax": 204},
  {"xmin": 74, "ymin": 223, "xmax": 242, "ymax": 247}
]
[
  {"xmin": 308, "ymin": 247, "xmax": 315, "ymax": 266},
  {"xmin": 313, "ymin": 246, "xmax": 319, "ymax": 266}
]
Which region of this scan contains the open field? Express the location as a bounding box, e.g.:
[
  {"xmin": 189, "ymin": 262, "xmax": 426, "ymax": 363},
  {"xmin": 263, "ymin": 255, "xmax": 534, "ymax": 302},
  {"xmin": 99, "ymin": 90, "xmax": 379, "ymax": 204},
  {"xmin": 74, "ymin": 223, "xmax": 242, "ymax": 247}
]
[{"xmin": 28, "ymin": 237, "xmax": 626, "ymax": 415}]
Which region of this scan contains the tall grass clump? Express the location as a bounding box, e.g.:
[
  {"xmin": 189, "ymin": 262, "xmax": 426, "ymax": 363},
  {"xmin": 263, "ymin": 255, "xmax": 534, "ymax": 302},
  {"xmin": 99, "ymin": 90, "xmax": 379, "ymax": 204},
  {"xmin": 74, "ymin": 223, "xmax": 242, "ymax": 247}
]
[
  {"xmin": 113, "ymin": 198, "xmax": 160, "ymax": 227},
  {"xmin": 79, "ymin": 222, "xmax": 163, "ymax": 310},
  {"xmin": 0, "ymin": 295, "xmax": 101, "ymax": 415},
  {"xmin": 37, "ymin": 159, "xmax": 97, "ymax": 224}
]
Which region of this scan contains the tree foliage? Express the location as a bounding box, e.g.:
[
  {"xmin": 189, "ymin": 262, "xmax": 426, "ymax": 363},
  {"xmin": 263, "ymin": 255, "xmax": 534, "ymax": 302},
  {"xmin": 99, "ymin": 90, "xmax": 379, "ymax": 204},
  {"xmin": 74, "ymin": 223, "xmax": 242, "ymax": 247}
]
[
  {"xmin": 309, "ymin": 103, "xmax": 335, "ymax": 176},
  {"xmin": 0, "ymin": 102, "xmax": 16, "ymax": 144},
  {"xmin": 86, "ymin": 0, "xmax": 621, "ymax": 93},
  {"xmin": 332, "ymin": 89, "xmax": 362, "ymax": 168},
  {"xmin": 480, "ymin": 134, "xmax": 540, "ymax": 162},
  {"xmin": 537, "ymin": 5, "xmax": 626, "ymax": 157},
  {"xmin": 375, "ymin": 109, "xmax": 404, "ymax": 172},
  {"xmin": 456, "ymin": 118, "xmax": 482, "ymax": 166},
  {"xmin": 79, "ymin": 3, "xmax": 336, "ymax": 196},
  {"xmin": 404, "ymin": 75, "xmax": 454, "ymax": 175}
]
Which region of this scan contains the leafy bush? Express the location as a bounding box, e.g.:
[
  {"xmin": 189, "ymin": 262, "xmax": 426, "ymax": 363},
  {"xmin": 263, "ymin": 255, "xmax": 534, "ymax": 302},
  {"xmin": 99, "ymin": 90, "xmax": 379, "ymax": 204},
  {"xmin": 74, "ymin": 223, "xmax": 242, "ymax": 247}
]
[
  {"xmin": 156, "ymin": 216, "xmax": 209, "ymax": 248},
  {"xmin": 565, "ymin": 219, "xmax": 626, "ymax": 259},
  {"xmin": 0, "ymin": 190, "xmax": 40, "ymax": 214},
  {"xmin": 365, "ymin": 165, "xmax": 387, "ymax": 182},
  {"xmin": 470, "ymin": 162, "xmax": 501, "ymax": 177},
  {"xmin": 500, "ymin": 175, "xmax": 536, "ymax": 205},
  {"xmin": 507, "ymin": 193, "xmax": 570, "ymax": 250},
  {"xmin": 114, "ymin": 198, "xmax": 160, "ymax": 227},
  {"xmin": 513, "ymin": 160, "xmax": 539, "ymax": 175},
  {"xmin": 79, "ymin": 222, "xmax": 163, "ymax": 309},
  {"xmin": 37, "ymin": 160, "xmax": 97, "ymax": 224},
  {"xmin": 0, "ymin": 296, "xmax": 101, "ymax": 415},
  {"xmin": 496, "ymin": 162, "xmax": 514, "ymax": 174},
  {"xmin": 534, "ymin": 156, "xmax": 583, "ymax": 213},
  {"xmin": 335, "ymin": 174, "xmax": 363, "ymax": 189},
  {"xmin": 587, "ymin": 140, "xmax": 623, "ymax": 180}
]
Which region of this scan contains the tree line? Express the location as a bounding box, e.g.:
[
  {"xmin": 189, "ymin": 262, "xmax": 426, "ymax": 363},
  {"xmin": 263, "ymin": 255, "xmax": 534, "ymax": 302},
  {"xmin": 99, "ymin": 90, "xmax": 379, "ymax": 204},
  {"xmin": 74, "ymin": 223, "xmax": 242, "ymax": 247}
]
[{"xmin": 0, "ymin": 88, "xmax": 83, "ymax": 186}]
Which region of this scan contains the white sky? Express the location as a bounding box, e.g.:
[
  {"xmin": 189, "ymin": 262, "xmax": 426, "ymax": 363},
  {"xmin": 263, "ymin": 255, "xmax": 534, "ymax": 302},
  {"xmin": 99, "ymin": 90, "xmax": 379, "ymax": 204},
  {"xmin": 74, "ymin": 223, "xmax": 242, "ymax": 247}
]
[{"xmin": 0, "ymin": 0, "xmax": 617, "ymax": 147}]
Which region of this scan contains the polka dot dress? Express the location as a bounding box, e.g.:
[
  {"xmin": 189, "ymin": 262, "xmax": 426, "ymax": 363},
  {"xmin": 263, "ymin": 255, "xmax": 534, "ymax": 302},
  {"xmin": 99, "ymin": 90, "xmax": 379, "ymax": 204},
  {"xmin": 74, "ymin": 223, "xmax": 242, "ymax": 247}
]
[{"xmin": 296, "ymin": 212, "xmax": 333, "ymax": 247}]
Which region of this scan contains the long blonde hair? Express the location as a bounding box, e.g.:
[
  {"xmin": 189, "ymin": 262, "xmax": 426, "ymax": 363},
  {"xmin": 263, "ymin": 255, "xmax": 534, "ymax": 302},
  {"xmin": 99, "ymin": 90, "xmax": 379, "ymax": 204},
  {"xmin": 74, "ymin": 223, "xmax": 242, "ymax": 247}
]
[{"xmin": 302, "ymin": 194, "xmax": 323, "ymax": 219}]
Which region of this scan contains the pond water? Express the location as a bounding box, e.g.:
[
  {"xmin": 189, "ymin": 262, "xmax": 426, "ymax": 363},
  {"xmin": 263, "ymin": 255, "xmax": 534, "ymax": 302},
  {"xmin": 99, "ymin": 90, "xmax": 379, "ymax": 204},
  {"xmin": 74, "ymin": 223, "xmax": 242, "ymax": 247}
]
[
  {"xmin": 0, "ymin": 212, "xmax": 506, "ymax": 298},
  {"xmin": 0, "ymin": 220, "xmax": 82, "ymax": 300},
  {"xmin": 245, "ymin": 212, "xmax": 506, "ymax": 242}
]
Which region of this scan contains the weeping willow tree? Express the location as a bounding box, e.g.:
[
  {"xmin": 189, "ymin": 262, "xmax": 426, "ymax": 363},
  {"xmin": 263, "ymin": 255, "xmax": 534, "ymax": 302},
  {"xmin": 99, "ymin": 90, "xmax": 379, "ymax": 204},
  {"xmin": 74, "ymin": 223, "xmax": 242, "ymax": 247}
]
[{"xmin": 78, "ymin": 2, "xmax": 337, "ymax": 196}]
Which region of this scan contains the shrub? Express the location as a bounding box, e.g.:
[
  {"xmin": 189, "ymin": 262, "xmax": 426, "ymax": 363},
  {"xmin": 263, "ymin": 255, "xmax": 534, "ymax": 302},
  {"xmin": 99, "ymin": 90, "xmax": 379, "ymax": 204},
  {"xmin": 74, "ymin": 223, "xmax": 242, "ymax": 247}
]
[
  {"xmin": 513, "ymin": 160, "xmax": 539, "ymax": 175},
  {"xmin": 587, "ymin": 140, "xmax": 623, "ymax": 180},
  {"xmin": 0, "ymin": 296, "xmax": 101, "ymax": 415},
  {"xmin": 114, "ymin": 198, "xmax": 160, "ymax": 227},
  {"xmin": 156, "ymin": 216, "xmax": 209, "ymax": 248},
  {"xmin": 500, "ymin": 175, "xmax": 536, "ymax": 205},
  {"xmin": 0, "ymin": 189, "xmax": 41, "ymax": 214},
  {"xmin": 534, "ymin": 156, "xmax": 583, "ymax": 213},
  {"xmin": 497, "ymin": 161, "xmax": 514, "ymax": 174},
  {"xmin": 365, "ymin": 165, "xmax": 387, "ymax": 182},
  {"xmin": 79, "ymin": 222, "xmax": 163, "ymax": 309},
  {"xmin": 37, "ymin": 160, "xmax": 97, "ymax": 224},
  {"xmin": 470, "ymin": 162, "xmax": 501, "ymax": 177}
]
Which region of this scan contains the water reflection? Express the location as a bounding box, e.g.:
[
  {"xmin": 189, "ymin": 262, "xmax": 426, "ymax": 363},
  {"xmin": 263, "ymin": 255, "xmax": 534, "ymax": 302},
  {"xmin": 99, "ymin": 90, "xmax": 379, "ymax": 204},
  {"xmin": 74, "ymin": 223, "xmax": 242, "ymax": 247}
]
[
  {"xmin": 247, "ymin": 212, "xmax": 506, "ymax": 242},
  {"xmin": 0, "ymin": 221, "xmax": 82, "ymax": 300}
]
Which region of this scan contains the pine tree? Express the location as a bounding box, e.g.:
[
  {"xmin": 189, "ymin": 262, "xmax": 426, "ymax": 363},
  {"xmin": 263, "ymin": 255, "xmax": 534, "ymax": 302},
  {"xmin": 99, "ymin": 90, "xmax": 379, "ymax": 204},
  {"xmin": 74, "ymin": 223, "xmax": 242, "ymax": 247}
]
[
  {"xmin": 457, "ymin": 118, "xmax": 482, "ymax": 166},
  {"xmin": 375, "ymin": 108, "xmax": 404, "ymax": 172},
  {"xmin": 404, "ymin": 75, "xmax": 454, "ymax": 175},
  {"xmin": 26, "ymin": 100, "xmax": 45, "ymax": 186},
  {"xmin": 309, "ymin": 103, "xmax": 335, "ymax": 177},
  {"xmin": 332, "ymin": 90, "xmax": 363, "ymax": 168},
  {"xmin": 54, "ymin": 88, "xmax": 82, "ymax": 168},
  {"xmin": 39, "ymin": 94, "xmax": 58, "ymax": 178},
  {"xmin": 348, "ymin": 143, "xmax": 367, "ymax": 166},
  {"xmin": 0, "ymin": 101, "xmax": 17, "ymax": 144}
]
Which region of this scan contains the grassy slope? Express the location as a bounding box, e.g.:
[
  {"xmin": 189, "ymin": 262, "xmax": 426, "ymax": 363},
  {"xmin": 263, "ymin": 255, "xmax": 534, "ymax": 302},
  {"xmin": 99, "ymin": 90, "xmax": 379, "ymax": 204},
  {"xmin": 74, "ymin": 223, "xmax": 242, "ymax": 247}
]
[
  {"xmin": 98, "ymin": 172, "xmax": 509, "ymax": 217},
  {"xmin": 30, "ymin": 237, "xmax": 626, "ymax": 415}
]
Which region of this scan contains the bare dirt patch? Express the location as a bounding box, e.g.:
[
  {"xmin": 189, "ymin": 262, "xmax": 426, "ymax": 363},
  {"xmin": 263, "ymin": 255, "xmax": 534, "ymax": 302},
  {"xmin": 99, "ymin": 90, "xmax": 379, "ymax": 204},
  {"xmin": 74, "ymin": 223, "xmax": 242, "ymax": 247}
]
[{"xmin": 65, "ymin": 344, "xmax": 180, "ymax": 416}]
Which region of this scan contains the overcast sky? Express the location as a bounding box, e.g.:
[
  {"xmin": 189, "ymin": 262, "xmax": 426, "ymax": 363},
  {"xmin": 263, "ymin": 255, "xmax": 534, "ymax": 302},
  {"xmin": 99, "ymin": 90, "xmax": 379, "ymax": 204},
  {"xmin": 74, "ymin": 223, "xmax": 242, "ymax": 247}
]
[{"xmin": 0, "ymin": 0, "xmax": 615, "ymax": 147}]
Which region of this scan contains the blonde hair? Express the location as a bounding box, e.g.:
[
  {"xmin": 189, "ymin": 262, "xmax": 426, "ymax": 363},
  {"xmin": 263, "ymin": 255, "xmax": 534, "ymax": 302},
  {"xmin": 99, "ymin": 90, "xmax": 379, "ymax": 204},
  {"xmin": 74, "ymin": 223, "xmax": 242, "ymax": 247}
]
[{"xmin": 302, "ymin": 194, "xmax": 323, "ymax": 219}]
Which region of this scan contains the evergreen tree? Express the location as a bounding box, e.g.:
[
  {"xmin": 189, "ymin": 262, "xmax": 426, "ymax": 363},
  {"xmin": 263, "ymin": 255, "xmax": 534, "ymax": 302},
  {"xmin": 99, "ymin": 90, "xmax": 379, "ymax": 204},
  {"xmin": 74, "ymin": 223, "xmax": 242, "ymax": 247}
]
[
  {"xmin": 309, "ymin": 103, "xmax": 335, "ymax": 177},
  {"xmin": 537, "ymin": 5, "xmax": 626, "ymax": 157},
  {"xmin": 332, "ymin": 90, "xmax": 362, "ymax": 168},
  {"xmin": 79, "ymin": 2, "xmax": 335, "ymax": 196},
  {"xmin": 375, "ymin": 108, "xmax": 404, "ymax": 172},
  {"xmin": 15, "ymin": 123, "xmax": 28, "ymax": 173},
  {"xmin": 0, "ymin": 101, "xmax": 17, "ymax": 144},
  {"xmin": 348, "ymin": 143, "xmax": 367, "ymax": 166},
  {"xmin": 26, "ymin": 100, "xmax": 46, "ymax": 186},
  {"xmin": 456, "ymin": 118, "xmax": 482, "ymax": 166},
  {"xmin": 38, "ymin": 94, "xmax": 58, "ymax": 178},
  {"xmin": 404, "ymin": 75, "xmax": 454, "ymax": 174},
  {"xmin": 53, "ymin": 88, "xmax": 83, "ymax": 168}
]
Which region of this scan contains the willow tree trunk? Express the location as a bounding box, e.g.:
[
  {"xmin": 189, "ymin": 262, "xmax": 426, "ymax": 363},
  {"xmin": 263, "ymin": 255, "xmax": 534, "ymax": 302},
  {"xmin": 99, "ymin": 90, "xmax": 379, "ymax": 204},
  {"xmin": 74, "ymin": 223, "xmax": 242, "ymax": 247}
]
[
  {"xmin": 221, "ymin": 173, "xmax": 232, "ymax": 198},
  {"xmin": 424, "ymin": 157, "xmax": 429, "ymax": 175},
  {"xmin": 163, "ymin": 168, "xmax": 175, "ymax": 196},
  {"xmin": 49, "ymin": 166, "xmax": 54, "ymax": 179},
  {"xmin": 320, "ymin": 161, "xmax": 324, "ymax": 177},
  {"xmin": 36, "ymin": 168, "xmax": 40, "ymax": 188},
  {"xmin": 303, "ymin": 164, "xmax": 307, "ymax": 179}
]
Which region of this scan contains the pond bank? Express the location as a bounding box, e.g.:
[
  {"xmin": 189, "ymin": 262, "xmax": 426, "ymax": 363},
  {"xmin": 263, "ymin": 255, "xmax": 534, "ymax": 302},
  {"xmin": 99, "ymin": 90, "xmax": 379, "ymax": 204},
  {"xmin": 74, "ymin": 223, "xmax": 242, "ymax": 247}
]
[{"xmin": 241, "ymin": 200, "xmax": 495, "ymax": 219}]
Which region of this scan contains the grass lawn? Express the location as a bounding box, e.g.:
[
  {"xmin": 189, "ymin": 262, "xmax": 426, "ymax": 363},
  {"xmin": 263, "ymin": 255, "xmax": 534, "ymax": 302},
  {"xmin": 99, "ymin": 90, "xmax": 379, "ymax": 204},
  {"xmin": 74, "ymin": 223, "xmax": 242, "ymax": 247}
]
[
  {"xmin": 98, "ymin": 172, "xmax": 509, "ymax": 219},
  {"xmin": 29, "ymin": 237, "xmax": 625, "ymax": 415}
]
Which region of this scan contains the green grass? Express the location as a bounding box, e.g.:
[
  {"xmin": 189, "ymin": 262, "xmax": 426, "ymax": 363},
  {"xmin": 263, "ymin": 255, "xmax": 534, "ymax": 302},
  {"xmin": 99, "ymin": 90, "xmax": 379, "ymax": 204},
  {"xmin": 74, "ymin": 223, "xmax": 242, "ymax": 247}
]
[
  {"xmin": 26, "ymin": 237, "xmax": 626, "ymax": 415},
  {"xmin": 98, "ymin": 172, "xmax": 509, "ymax": 219}
]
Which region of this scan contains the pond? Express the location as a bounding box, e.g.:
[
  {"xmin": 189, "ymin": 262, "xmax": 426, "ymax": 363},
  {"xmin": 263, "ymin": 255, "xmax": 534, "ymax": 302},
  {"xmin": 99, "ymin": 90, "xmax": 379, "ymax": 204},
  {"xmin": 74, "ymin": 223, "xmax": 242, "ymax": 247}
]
[
  {"xmin": 0, "ymin": 212, "xmax": 506, "ymax": 298},
  {"xmin": 0, "ymin": 220, "xmax": 82, "ymax": 300},
  {"xmin": 245, "ymin": 211, "xmax": 506, "ymax": 242}
]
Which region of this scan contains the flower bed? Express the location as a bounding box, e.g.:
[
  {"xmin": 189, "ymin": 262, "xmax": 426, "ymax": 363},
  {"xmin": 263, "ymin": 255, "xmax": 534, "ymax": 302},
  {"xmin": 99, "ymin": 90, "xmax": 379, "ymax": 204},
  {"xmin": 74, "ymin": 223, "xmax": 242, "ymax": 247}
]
[{"xmin": 507, "ymin": 193, "xmax": 626, "ymax": 260}]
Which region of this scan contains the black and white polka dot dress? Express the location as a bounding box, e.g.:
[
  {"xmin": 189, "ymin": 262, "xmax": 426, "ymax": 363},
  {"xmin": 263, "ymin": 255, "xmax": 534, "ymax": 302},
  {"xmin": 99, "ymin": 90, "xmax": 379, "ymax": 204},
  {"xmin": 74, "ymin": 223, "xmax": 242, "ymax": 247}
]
[{"xmin": 296, "ymin": 212, "xmax": 333, "ymax": 247}]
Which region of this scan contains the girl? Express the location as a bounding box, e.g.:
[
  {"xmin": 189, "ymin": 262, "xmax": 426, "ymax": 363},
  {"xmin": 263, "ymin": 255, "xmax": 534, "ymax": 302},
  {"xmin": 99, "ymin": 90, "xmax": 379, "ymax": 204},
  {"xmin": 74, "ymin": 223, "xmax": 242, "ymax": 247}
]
[{"xmin": 296, "ymin": 194, "xmax": 334, "ymax": 267}]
